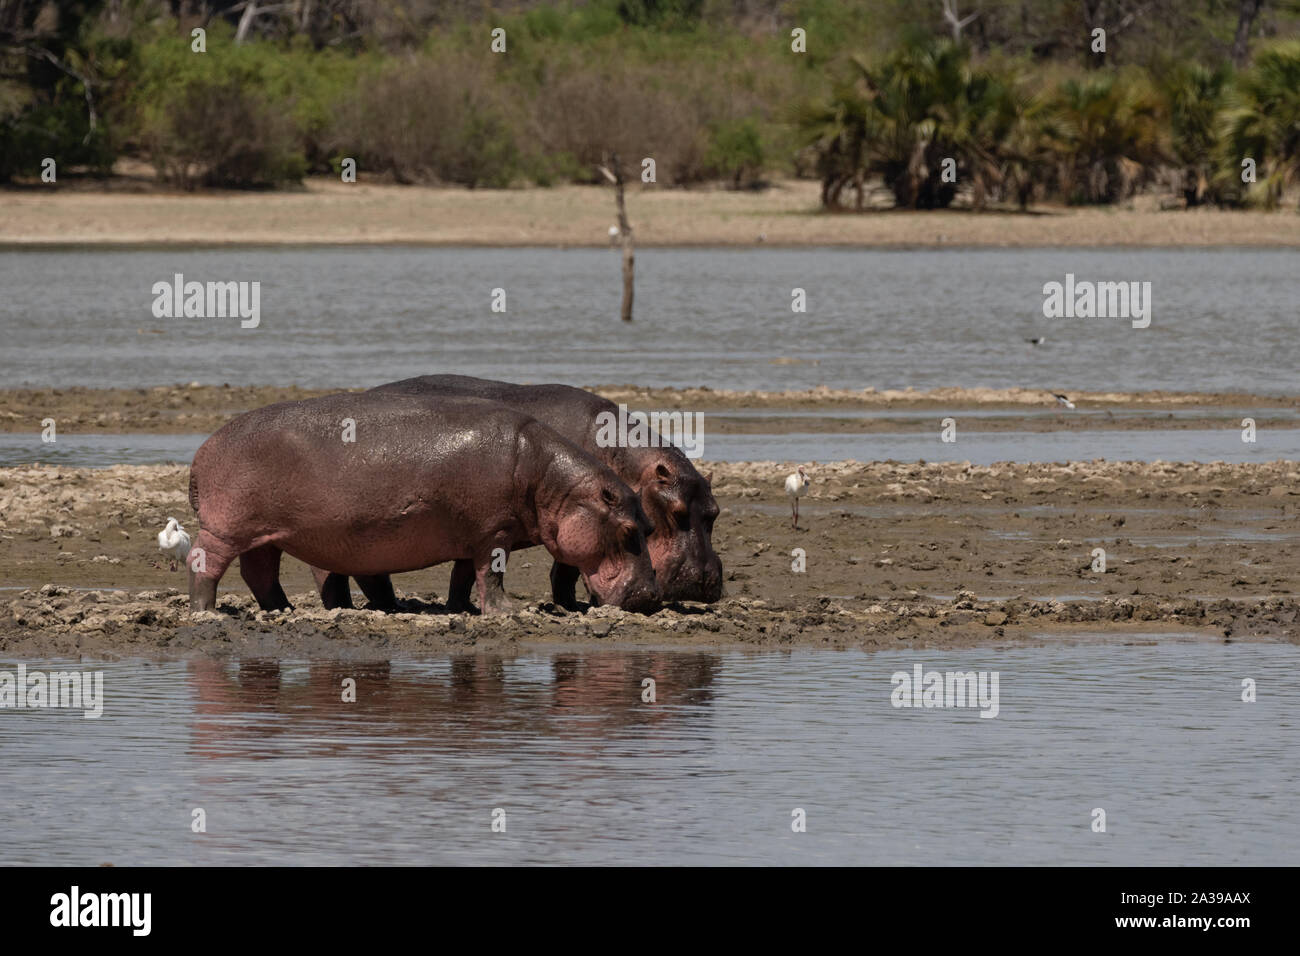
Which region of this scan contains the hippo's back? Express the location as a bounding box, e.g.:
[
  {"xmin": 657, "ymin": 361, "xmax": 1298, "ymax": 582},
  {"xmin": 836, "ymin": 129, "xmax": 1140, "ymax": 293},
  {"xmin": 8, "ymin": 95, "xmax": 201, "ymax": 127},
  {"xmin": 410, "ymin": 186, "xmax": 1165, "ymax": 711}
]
[
  {"xmin": 188, "ymin": 392, "xmax": 547, "ymax": 556},
  {"xmin": 373, "ymin": 375, "xmax": 609, "ymax": 450}
]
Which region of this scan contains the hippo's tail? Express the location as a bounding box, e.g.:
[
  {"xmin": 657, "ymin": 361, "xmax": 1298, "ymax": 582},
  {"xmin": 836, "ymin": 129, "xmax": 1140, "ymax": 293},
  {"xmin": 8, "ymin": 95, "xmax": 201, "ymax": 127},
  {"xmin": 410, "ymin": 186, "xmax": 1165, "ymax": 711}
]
[{"xmin": 188, "ymin": 469, "xmax": 199, "ymax": 514}]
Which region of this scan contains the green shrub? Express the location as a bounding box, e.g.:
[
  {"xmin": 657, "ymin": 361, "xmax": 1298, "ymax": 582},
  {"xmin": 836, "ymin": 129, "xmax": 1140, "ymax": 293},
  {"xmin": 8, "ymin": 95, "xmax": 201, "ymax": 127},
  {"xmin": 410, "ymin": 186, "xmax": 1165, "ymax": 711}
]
[
  {"xmin": 706, "ymin": 117, "xmax": 766, "ymax": 187},
  {"xmin": 132, "ymin": 27, "xmax": 309, "ymax": 187}
]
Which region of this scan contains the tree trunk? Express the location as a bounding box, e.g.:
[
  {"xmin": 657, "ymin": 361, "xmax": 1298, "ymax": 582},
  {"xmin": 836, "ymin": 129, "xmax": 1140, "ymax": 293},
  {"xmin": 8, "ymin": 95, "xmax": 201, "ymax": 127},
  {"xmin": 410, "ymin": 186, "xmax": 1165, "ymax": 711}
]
[
  {"xmin": 1231, "ymin": 0, "xmax": 1265, "ymax": 68},
  {"xmin": 235, "ymin": 2, "xmax": 258, "ymax": 45},
  {"xmin": 600, "ymin": 155, "xmax": 635, "ymax": 323}
]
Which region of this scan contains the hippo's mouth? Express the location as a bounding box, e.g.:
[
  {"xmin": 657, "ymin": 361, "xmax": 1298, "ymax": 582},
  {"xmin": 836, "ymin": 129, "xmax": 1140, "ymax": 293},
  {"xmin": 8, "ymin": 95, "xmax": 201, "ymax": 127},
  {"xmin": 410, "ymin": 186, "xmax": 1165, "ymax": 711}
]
[{"xmin": 583, "ymin": 560, "xmax": 660, "ymax": 613}]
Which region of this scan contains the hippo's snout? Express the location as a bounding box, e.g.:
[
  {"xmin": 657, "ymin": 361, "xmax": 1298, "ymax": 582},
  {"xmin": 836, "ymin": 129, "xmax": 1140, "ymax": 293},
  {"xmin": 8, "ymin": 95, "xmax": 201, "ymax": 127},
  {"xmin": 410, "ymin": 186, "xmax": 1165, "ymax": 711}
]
[
  {"xmin": 658, "ymin": 552, "xmax": 724, "ymax": 604},
  {"xmin": 700, "ymin": 554, "xmax": 724, "ymax": 602},
  {"xmin": 590, "ymin": 573, "xmax": 661, "ymax": 614},
  {"xmin": 584, "ymin": 561, "xmax": 662, "ymax": 614},
  {"xmin": 619, "ymin": 579, "xmax": 662, "ymax": 614}
]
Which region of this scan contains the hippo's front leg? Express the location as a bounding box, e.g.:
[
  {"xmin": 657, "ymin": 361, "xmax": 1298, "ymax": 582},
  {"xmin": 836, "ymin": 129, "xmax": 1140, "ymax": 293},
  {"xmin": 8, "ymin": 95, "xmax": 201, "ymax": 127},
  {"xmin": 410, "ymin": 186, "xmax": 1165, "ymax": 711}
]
[
  {"xmin": 549, "ymin": 561, "xmax": 582, "ymax": 611},
  {"xmin": 187, "ymin": 529, "xmax": 236, "ymax": 611},
  {"xmin": 189, "ymin": 567, "xmax": 218, "ymax": 611}
]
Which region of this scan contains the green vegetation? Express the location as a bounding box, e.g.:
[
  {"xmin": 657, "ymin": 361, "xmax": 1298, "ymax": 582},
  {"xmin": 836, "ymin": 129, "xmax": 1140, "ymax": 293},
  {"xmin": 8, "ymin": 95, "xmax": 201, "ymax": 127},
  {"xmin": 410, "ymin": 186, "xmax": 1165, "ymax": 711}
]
[{"xmin": 2, "ymin": 0, "xmax": 1299, "ymax": 207}]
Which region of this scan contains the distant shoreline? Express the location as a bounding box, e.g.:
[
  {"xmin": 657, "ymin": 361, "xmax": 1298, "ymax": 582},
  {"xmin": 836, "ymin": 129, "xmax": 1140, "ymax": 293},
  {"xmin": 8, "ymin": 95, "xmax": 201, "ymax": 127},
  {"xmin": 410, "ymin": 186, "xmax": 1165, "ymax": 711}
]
[{"xmin": 4, "ymin": 178, "xmax": 1300, "ymax": 248}]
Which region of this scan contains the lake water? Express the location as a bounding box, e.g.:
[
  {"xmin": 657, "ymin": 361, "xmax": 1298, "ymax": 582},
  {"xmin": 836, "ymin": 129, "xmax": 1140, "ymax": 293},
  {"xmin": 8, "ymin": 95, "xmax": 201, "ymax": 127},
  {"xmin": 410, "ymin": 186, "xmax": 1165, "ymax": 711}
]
[
  {"xmin": 1, "ymin": 641, "xmax": 1294, "ymax": 865},
  {"xmin": 1, "ymin": 428, "xmax": 1294, "ymax": 468},
  {"xmin": 5, "ymin": 246, "xmax": 1297, "ymax": 868},
  {"xmin": 3, "ymin": 246, "xmax": 1298, "ymax": 394}
]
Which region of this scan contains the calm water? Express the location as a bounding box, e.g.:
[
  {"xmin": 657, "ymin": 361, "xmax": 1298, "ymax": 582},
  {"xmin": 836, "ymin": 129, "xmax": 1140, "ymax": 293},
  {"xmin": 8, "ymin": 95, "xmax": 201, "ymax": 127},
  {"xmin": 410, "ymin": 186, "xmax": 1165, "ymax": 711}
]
[
  {"xmin": 2, "ymin": 428, "xmax": 1294, "ymax": 468},
  {"xmin": 1, "ymin": 642, "xmax": 1296, "ymax": 865},
  {"xmin": 3, "ymin": 246, "xmax": 1298, "ymax": 393}
]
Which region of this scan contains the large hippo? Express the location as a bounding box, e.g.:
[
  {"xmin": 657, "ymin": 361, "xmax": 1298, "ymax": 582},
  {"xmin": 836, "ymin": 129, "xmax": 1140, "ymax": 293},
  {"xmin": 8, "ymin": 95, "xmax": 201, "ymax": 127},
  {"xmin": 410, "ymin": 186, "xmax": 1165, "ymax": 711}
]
[
  {"xmin": 319, "ymin": 375, "xmax": 723, "ymax": 610},
  {"xmin": 186, "ymin": 392, "xmax": 661, "ymax": 614}
]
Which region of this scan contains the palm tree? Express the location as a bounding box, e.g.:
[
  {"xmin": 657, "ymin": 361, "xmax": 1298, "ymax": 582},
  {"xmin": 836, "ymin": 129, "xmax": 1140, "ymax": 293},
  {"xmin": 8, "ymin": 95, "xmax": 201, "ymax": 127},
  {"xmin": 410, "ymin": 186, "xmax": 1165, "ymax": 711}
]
[
  {"xmin": 795, "ymin": 61, "xmax": 874, "ymax": 209},
  {"xmin": 1049, "ymin": 70, "xmax": 1168, "ymax": 204},
  {"xmin": 1219, "ymin": 41, "xmax": 1300, "ymax": 209},
  {"xmin": 1162, "ymin": 62, "xmax": 1231, "ymax": 206},
  {"xmin": 994, "ymin": 84, "xmax": 1062, "ymax": 210},
  {"xmin": 796, "ymin": 38, "xmax": 1027, "ymax": 210}
]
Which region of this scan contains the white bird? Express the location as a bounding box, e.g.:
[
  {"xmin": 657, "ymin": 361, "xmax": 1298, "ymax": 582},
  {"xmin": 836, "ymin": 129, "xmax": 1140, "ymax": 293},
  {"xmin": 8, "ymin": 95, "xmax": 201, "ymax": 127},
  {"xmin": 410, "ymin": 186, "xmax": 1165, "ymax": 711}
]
[
  {"xmin": 785, "ymin": 465, "xmax": 811, "ymax": 529},
  {"xmin": 157, "ymin": 517, "xmax": 191, "ymax": 571},
  {"xmin": 1053, "ymin": 393, "xmax": 1076, "ymax": 410},
  {"xmin": 608, "ymin": 225, "xmax": 620, "ymax": 242}
]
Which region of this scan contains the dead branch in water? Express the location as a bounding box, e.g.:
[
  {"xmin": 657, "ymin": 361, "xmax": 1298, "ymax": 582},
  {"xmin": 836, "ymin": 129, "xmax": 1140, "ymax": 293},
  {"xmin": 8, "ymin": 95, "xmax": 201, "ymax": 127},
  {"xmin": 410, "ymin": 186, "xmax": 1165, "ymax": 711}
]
[{"xmin": 598, "ymin": 154, "xmax": 634, "ymax": 323}]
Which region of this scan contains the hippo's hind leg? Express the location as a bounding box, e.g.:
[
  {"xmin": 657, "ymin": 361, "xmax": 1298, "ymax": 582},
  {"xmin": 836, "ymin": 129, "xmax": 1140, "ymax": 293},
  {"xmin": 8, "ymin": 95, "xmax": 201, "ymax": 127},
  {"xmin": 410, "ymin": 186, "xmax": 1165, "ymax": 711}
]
[
  {"xmin": 313, "ymin": 568, "xmax": 354, "ymax": 610},
  {"xmin": 447, "ymin": 559, "xmax": 476, "ymax": 612},
  {"xmin": 355, "ymin": 574, "xmax": 398, "ymax": 612},
  {"xmin": 187, "ymin": 528, "xmax": 237, "ymax": 611},
  {"xmin": 473, "ymin": 548, "xmax": 512, "ymax": 615},
  {"xmin": 239, "ymin": 543, "xmax": 292, "ymax": 612},
  {"xmin": 549, "ymin": 561, "xmax": 582, "ymax": 611}
]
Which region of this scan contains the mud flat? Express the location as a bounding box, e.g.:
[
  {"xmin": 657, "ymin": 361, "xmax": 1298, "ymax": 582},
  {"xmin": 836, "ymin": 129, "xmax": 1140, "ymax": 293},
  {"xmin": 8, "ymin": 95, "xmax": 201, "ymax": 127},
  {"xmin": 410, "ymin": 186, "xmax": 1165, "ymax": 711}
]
[
  {"xmin": 2, "ymin": 384, "xmax": 1297, "ymax": 437},
  {"xmin": 3, "ymin": 460, "xmax": 1299, "ymax": 657}
]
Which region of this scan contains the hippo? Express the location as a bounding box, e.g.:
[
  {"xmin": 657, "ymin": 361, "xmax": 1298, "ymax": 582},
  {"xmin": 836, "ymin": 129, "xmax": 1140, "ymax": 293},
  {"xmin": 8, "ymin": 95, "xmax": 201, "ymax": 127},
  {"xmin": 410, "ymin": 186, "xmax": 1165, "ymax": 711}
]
[
  {"xmin": 185, "ymin": 392, "xmax": 661, "ymax": 615},
  {"xmin": 318, "ymin": 375, "xmax": 723, "ymax": 610}
]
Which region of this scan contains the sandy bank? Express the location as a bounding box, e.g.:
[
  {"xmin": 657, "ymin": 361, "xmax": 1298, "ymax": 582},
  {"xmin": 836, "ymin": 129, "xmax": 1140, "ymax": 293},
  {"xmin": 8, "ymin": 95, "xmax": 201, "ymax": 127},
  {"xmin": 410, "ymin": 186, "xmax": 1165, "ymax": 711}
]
[{"xmin": 4, "ymin": 178, "xmax": 1300, "ymax": 248}]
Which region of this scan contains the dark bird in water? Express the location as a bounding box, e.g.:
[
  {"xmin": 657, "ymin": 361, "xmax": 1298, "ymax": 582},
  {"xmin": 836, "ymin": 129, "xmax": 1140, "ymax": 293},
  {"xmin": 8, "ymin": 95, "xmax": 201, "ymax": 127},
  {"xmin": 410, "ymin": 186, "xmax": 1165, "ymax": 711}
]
[{"xmin": 1026, "ymin": 336, "xmax": 1047, "ymax": 346}]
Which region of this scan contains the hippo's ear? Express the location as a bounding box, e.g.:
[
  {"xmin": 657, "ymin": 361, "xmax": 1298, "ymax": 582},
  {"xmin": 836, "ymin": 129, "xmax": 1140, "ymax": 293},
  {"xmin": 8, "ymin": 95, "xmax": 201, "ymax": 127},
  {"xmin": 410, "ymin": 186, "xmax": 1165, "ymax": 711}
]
[
  {"xmin": 655, "ymin": 463, "xmax": 672, "ymax": 484},
  {"xmin": 601, "ymin": 487, "xmax": 619, "ymax": 508},
  {"xmin": 703, "ymin": 471, "xmax": 713, "ymax": 485}
]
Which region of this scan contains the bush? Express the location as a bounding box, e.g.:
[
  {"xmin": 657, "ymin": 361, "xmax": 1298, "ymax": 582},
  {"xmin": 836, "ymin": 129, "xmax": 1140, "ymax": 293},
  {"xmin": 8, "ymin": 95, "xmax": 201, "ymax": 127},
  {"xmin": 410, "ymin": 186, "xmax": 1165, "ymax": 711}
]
[
  {"xmin": 526, "ymin": 51, "xmax": 768, "ymax": 185},
  {"xmin": 706, "ymin": 117, "xmax": 766, "ymax": 187},
  {"xmin": 0, "ymin": 95, "xmax": 116, "ymax": 182},
  {"xmin": 142, "ymin": 79, "xmax": 306, "ymax": 188},
  {"xmin": 132, "ymin": 28, "xmax": 308, "ymax": 188},
  {"xmin": 332, "ymin": 54, "xmax": 527, "ymax": 187}
]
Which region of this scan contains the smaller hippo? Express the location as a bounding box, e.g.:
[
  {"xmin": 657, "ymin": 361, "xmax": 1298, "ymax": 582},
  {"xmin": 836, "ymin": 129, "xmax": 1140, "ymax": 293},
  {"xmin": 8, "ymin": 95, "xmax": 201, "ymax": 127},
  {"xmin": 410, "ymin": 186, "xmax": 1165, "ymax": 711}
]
[{"xmin": 186, "ymin": 393, "xmax": 660, "ymax": 614}]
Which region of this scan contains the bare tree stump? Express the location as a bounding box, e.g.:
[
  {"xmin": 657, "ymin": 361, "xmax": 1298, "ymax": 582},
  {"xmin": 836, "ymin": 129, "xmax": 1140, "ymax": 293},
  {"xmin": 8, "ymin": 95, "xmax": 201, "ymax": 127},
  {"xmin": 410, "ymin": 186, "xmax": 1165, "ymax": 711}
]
[{"xmin": 598, "ymin": 154, "xmax": 635, "ymax": 323}]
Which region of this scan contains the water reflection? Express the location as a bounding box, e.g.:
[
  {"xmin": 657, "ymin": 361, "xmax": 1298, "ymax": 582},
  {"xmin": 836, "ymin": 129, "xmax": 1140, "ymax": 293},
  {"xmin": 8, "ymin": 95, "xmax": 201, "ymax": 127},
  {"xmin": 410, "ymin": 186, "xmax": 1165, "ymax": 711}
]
[
  {"xmin": 1, "ymin": 644, "xmax": 1297, "ymax": 865},
  {"xmin": 186, "ymin": 654, "xmax": 722, "ymax": 761}
]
